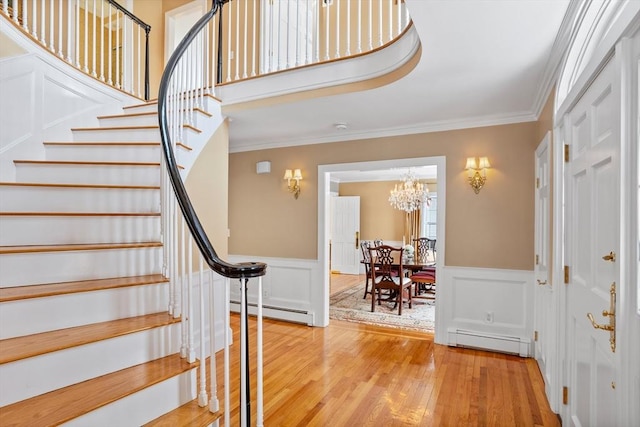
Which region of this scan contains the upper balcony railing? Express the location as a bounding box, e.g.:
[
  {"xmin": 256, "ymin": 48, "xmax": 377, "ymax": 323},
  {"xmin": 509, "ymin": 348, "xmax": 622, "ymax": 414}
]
[
  {"xmin": 1, "ymin": 0, "xmax": 150, "ymax": 100},
  {"xmin": 217, "ymin": 0, "xmax": 411, "ymax": 84}
]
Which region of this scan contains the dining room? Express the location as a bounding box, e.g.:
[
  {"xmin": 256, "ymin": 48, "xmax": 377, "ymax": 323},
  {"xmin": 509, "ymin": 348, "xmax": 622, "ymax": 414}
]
[{"xmin": 328, "ymin": 164, "xmax": 438, "ymax": 333}]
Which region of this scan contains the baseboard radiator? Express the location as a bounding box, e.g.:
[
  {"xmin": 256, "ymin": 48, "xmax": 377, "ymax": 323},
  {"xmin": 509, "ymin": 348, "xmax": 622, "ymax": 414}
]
[
  {"xmin": 447, "ymin": 328, "xmax": 531, "ymax": 357},
  {"xmin": 230, "ymin": 301, "xmax": 315, "ymax": 326}
]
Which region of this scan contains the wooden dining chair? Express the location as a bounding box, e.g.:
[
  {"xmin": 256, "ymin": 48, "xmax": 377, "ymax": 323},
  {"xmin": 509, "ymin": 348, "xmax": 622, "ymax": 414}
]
[
  {"xmin": 360, "ymin": 241, "xmax": 373, "ymax": 299},
  {"xmin": 368, "ymin": 245, "xmax": 412, "ymax": 315},
  {"xmin": 412, "ymin": 238, "xmax": 437, "ymax": 297}
]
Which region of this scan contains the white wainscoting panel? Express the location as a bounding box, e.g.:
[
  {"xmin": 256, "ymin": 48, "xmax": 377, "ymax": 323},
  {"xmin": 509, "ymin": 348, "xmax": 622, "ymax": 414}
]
[
  {"xmin": 440, "ymin": 266, "xmax": 534, "ymax": 357},
  {"xmin": 227, "ymin": 255, "xmax": 319, "ymax": 325},
  {"xmin": 0, "ymin": 17, "xmax": 139, "ymax": 181}
]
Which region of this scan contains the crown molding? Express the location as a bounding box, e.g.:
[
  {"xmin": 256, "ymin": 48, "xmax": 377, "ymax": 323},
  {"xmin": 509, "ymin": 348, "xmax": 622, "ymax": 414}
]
[{"xmin": 229, "ymin": 111, "xmax": 537, "ymax": 153}]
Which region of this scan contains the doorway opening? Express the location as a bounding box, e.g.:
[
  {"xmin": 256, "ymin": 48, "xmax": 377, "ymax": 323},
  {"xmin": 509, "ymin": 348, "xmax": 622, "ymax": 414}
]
[{"xmin": 317, "ymin": 156, "xmax": 446, "ymax": 343}]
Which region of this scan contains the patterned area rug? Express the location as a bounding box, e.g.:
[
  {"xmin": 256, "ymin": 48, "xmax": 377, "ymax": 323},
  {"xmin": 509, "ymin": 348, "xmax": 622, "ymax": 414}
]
[{"xmin": 329, "ymin": 285, "xmax": 435, "ymax": 332}]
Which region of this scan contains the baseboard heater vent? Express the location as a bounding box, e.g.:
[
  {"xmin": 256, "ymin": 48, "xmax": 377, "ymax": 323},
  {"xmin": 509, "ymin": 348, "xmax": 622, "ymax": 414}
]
[
  {"xmin": 230, "ymin": 301, "xmax": 314, "ymax": 326},
  {"xmin": 448, "ymin": 328, "xmax": 530, "ymax": 357}
]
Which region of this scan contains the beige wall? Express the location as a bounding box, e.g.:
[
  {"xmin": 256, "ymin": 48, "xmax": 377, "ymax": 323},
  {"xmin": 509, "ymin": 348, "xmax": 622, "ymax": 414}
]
[
  {"xmin": 185, "ymin": 120, "xmax": 230, "ymax": 260},
  {"xmin": 229, "ymin": 121, "xmax": 539, "ymax": 271},
  {"xmin": 338, "ymin": 180, "xmax": 438, "ymax": 243},
  {"xmin": 132, "ymin": 0, "xmax": 193, "ymax": 99},
  {"xmin": 338, "ymin": 181, "xmax": 405, "ymax": 242}
]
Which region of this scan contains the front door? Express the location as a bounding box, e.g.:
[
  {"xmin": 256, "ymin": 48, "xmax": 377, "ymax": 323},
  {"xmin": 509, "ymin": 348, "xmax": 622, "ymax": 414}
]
[
  {"xmin": 330, "ymin": 196, "xmax": 360, "ymax": 274},
  {"xmin": 533, "ymin": 131, "xmax": 553, "ymax": 397},
  {"xmin": 564, "ymin": 57, "xmax": 621, "ymax": 426}
]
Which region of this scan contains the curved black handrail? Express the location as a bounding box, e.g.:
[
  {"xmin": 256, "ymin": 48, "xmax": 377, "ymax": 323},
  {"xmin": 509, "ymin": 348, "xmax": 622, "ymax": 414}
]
[{"xmin": 158, "ymin": 0, "xmax": 266, "ymax": 279}]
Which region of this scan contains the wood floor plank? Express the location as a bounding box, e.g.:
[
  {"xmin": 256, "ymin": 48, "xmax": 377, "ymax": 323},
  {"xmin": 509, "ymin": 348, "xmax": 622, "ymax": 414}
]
[
  {"xmin": 150, "ymin": 316, "xmax": 559, "ymax": 426},
  {"xmin": 0, "ymin": 312, "xmax": 178, "ymax": 364}
]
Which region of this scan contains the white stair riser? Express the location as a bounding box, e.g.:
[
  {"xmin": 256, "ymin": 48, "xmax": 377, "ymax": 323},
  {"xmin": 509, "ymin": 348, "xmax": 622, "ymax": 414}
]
[
  {"xmin": 0, "ymin": 246, "xmax": 162, "ymax": 287},
  {"xmin": 0, "ymin": 323, "xmax": 182, "ymax": 406},
  {"xmin": 0, "ymin": 215, "xmax": 160, "ymax": 246},
  {"xmin": 0, "ymin": 186, "xmax": 160, "ymax": 213},
  {"xmin": 63, "ymin": 368, "xmax": 197, "ymax": 427},
  {"xmin": 72, "ymin": 128, "xmax": 160, "ymax": 142},
  {"xmin": 98, "ymin": 114, "xmax": 159, "ymax": 127},
  {"xmin": 44, "ymin": 144, "xmax": 161, "ymax": 163},
  {"xmin": 0, "ymin": 282, "xmax": 170, "ymax": 339},
  {"xmin": 15, "ymin": 163, "xmax": 161, "ymax": 186}
]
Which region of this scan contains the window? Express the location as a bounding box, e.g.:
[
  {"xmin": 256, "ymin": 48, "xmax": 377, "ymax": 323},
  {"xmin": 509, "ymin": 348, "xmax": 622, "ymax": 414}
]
[{"xmin": 420, "ymin": 193, "xmax": 437, "ymax": 239}]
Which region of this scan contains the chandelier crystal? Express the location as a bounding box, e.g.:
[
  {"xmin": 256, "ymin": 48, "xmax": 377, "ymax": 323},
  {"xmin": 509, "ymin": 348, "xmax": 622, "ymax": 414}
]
[{"xmin": 388, "ymin": 170, "xmax": 431, "ymax": 213}]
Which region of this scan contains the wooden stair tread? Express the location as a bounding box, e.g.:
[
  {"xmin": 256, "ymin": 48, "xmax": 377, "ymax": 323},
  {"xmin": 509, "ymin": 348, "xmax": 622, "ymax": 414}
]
[
  {"xmin": 43, "ymin": 141, "xmax": 161, "ymax": 146},
  {"xmin": 0, "ymin": 274, "xmax": 169, "ymax": 302},
  {"xmin": 98, "ymin": 111, "xmax": 158, "ymax": 119},
  {"xmin": 0, "ymin": 312, "xmax": 179, "ymax": 364},
  {"xmin": 144, "ymin": 398, "xmax": 221, "ymax": 427},
  {"xmin": 0, "ymin": 241, "xmax": 162, "ymax": 255},
  {"xmin": 71, "ymin": 125, "xmax": 160, "ymax": 131},
  {"xmin": 0, "ymin": 353, "xmax": 196, "ymax": 427},
  {"xmin": 0, "ymin": 182, "xmax": 159, "ymax": 190},
  {"xmin": 0, "ymin": 212, "xmax": 160, "ymax": 216},
  {"xmin": 13, "ymin": 160, "xmax": 160, "ymax": 166}
]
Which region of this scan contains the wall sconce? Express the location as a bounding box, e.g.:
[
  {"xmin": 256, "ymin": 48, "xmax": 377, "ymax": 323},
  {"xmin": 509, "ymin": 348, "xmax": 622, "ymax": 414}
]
[
  {"xmin": 465, "ymin": 157, "xmax": 490, "ymax": 194},
  {"xmin": 284, "ymin": 169, "xmax": 302, "ymax": 199}
]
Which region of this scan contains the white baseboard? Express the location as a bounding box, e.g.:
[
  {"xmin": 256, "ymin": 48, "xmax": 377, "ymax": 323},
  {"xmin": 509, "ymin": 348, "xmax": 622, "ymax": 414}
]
[{"xmin": 447, "ymin": 328, "xmax": 530, "ymax": 357}]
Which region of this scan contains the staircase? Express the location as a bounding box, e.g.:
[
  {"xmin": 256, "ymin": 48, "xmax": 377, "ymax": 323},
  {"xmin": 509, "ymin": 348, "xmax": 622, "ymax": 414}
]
[{"xmin": 0, "ymin": 101, "xmax": 219, "ymax": 426}]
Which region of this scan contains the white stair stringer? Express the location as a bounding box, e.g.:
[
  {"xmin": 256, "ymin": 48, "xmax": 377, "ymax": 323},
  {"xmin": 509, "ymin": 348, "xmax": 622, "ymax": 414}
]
[
  {"xmin": 0, "ymin": 280, "xmax": 170, "ymax": 340},
  {"xmin": 0, "ymin": 244, "xmax": 163, "ymax": 287},
  {"xmin": 0, "ymin": 214, "xmax": 161, "ymax": 246},
  {"xmin": 0, "ymin": 183, "xmax": 160, "ymax": 213},
  {"xmin": 0, "ymin": 322, "xmax": 181, "ymax": 407}
]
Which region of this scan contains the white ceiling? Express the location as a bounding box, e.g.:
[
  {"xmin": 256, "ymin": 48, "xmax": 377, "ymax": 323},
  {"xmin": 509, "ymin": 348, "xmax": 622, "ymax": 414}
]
[{"xmin": 225, "ymin": 0, "xmax": 572, "ymax": 181}]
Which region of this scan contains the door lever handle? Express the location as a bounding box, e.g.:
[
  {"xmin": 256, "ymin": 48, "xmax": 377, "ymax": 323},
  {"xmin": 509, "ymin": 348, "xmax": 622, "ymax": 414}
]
[
  {"xmin": 602, "ymin": 251, "xmax": 616, "ymax": 262},
  {"xmin": 536, "ymin": 279, "xmax": 547, "ymax": 286},
  {"xmin": 587, "ymin": 313, "xmax": 614, "ymax": 331}
]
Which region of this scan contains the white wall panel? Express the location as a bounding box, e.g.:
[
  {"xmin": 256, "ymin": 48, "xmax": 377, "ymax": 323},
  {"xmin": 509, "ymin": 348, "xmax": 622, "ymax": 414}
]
[{"xmin": 440, "ymin": 266, "xmax": 534, "ymax": 356}]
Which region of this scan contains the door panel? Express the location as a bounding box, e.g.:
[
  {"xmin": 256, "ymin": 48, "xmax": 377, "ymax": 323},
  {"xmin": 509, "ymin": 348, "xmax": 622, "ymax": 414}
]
[
  {"xmin": 330, "ymin": 196, "xmax": 360, "ymax": 274},
  {"xmin": 565, "ymin": 57, "xmax": 620, "ymax": 426},
  {"xmin": 534, "ymin": 132, "xmax": 552, "ymax": 395}
]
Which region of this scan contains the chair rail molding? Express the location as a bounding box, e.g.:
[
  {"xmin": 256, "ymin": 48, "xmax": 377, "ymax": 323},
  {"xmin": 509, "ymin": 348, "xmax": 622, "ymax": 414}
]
[{"xmin": 440, "ymin": 266, "xmax": 535, "ymax": 357}]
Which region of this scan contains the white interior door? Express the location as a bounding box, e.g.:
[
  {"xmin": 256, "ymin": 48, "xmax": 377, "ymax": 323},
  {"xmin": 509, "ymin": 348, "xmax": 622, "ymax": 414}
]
[
  {"xmin": 564, "ymin": 57, "xmax": 621, "ymax": 426},
  {"xmin": 533, "ymin": 131, "xmax": 553, "ymax": 397},
  {"xmin": 330, "ymin": 196, "xmax": 360, "ymax": 274}
]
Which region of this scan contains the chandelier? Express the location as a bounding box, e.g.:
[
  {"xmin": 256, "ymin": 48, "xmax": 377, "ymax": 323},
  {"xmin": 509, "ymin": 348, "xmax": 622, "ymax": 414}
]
[{"xmin": 388, "ymin": 170, "xmax": 431, "ymax": 213}]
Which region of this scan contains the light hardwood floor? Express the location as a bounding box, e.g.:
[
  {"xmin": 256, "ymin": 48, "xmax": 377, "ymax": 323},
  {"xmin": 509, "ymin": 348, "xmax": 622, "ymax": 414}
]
[
  {"xmin": 331, "ymin": 272, "xmax": 366, "ymax": 295},
  {"xmin": 150, "ymin": 314, "xmax": 560, "ymax": 426}
]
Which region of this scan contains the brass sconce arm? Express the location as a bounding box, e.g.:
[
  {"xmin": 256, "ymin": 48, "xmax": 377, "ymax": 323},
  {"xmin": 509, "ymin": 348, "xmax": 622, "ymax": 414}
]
[
  {"xmin": 465, "ymin": 157, "xmax": 490, "ymax": 194},
  {"xmin": 284, "ymin": 169, "xmax": 302, "ymax": 199}
]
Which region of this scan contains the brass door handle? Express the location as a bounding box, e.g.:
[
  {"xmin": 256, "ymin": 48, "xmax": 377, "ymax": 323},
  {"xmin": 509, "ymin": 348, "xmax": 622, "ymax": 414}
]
[
  {"xmin": 536, "ymin": 279, "xmax": 547, "ymax": 286},
  {"xmin": 586, "ymin": 282, "xmax": 616, "ymax": 352},
  {"xmin": 355, "ymin": 232, "xmax": 359, "ymax": 249},
  {"xmin": 602, "ymin": 251, "xmax": 616, "ymax": 262},
  {"xmin": 587, "ymin": 313, "xmax": 614, "ymax": 331}
]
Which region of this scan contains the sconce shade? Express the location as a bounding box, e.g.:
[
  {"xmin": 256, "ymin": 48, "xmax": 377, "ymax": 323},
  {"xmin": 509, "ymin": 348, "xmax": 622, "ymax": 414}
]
[
  {"xmin": 284, "ymin": 168, "xmax": 302, "ymax": 199},
  {"xmin": 465, "ymin": 157, "xmax": 477, "ymax": 170},
  {"xmin": 465, "ymin": 156, "xmax": 490, "ymax": 194}
]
